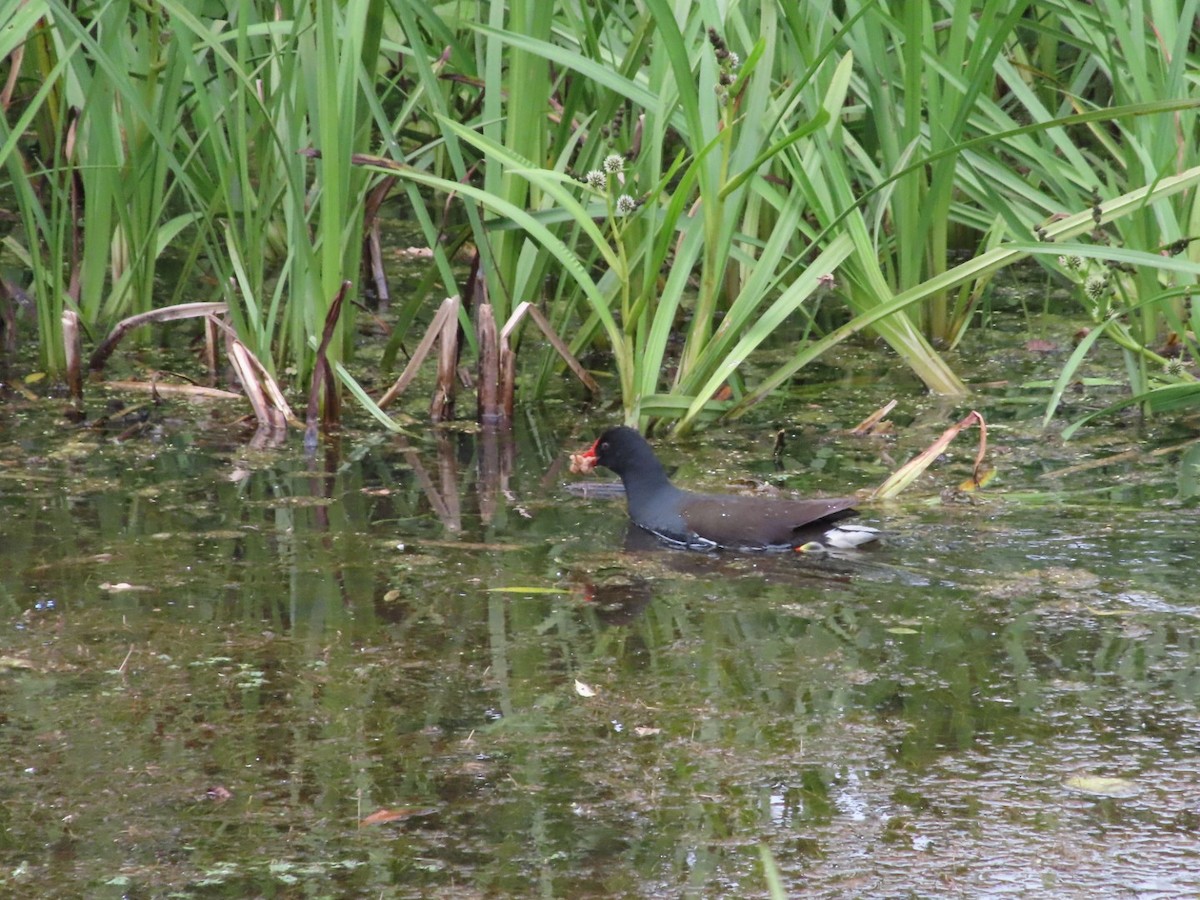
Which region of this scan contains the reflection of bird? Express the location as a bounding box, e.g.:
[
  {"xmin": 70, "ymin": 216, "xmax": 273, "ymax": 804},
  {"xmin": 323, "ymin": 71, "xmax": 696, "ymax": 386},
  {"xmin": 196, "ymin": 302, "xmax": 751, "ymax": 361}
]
[
  {"xmin": 581, "ymin": 576, "xmax": 654, "ymax": 627},
  {"xmin": 572, "ymin": 426, "xmax": 878, "ymax": 552}
]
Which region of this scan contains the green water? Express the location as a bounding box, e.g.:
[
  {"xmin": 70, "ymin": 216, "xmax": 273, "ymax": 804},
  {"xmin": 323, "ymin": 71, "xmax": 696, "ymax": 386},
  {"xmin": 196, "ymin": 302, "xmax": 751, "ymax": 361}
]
[{"xmin": 1, "ymin": 346, "xmax": 1199, "ymax": 898}]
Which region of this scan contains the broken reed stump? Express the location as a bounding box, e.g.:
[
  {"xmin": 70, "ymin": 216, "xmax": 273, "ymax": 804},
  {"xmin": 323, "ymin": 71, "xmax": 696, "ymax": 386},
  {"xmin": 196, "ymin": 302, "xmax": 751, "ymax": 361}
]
[
  {"xmin": 432, "ymin": 296, "xmax": 458, "ymax": 421},
  {"xmin": 62, "ymin": 309, "xmax": 83, "ymax": 402},
  {"xmin": 204, "ymin": 317, "xmax": 220, "ymax": 385},
  {"xmin": 222, "ymin": 324, "xmax": 293, "ymax": 448},
  {"xmin": 379, "ymin": 296, "xmax": 599, "ymax": 427},
  {"xmin": 476, "ymin": 303, "xmax": 502, "ymax": 425}
]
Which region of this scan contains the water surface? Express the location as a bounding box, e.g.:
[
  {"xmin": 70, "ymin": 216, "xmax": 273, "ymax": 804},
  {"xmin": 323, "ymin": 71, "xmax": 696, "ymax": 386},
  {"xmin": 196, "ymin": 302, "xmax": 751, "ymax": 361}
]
[{"xmin": 1, "ymin": 369, "xmax": 1199, "ymax": 898}]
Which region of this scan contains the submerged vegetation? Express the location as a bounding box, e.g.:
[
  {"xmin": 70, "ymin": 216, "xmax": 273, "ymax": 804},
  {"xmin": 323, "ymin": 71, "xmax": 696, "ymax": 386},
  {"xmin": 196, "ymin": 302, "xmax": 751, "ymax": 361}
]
[{"xmin": 1, "ymin": 0, "xmax": 1198, "ymax": 434}]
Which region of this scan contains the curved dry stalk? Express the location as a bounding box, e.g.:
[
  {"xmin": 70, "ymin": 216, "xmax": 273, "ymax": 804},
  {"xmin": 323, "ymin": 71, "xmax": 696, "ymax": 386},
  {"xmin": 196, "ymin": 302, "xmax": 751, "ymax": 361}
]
[
  {"xmin": 101, "ymin": 381, "xmax": 242, "ymax": 401},
  {"xmin": 501, "ymin": 301, "xmax": 599, "ymax": 395},
  {"xmin": 200, "ymin": 313, "xmax": 296, "ymax": 445},
  {"xmin": 88, "ymin": 302, "xmax": 228, "ymax": 372},
  {"xmin": 377, "ymin": 295, "xmax": 461, "ymax": 411},
  {"xmin": 849, "ymin": 400, "xmax": 898, "ymax": 436},
  {"xmin": 872, "ymin": 411, "xmax": 988, "ymax": 500}
]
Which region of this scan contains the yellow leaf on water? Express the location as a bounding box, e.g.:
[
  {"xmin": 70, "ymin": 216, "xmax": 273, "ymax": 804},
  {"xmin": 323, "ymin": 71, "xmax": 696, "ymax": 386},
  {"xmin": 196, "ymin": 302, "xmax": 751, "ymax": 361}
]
[
  {"xmin": 360, "ymin": 807, "xmax": 438, "ymax": 826},
  {"xmin": 574, "ymin": 679, "xmax": 596, "ymax": 698},
  {"xmin": 959, "ymin": 467, "xmax": 997, "ymax": 491},
  {"xmin": 1064, "ymin": 775, "xmax": 1140, "ymax": 798}
]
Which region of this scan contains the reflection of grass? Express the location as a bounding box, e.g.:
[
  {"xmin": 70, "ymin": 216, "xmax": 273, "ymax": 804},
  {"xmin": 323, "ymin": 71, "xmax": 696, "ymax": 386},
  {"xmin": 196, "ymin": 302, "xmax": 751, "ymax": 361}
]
[
  {"xmin": 234, "ymin": 667, "xmax": 267, "ymax": 690},
  {"xmin": 187, "ymin": 658, "xmax": 266, "ymax": 688},
  {"xmin": 194, "ymin": 863, "xmax": 240, "ymax": 888},
  {"xmin": 760, "ymin": 845, "xmax": 788, "ymax": 899}
]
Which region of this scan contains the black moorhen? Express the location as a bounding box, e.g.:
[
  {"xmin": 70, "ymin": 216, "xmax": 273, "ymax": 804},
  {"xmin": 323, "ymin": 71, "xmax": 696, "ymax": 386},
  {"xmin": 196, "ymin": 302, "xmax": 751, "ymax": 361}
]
[{"xmin": 571, "ymin": 426, "xmax": 878, "ymax": 552}]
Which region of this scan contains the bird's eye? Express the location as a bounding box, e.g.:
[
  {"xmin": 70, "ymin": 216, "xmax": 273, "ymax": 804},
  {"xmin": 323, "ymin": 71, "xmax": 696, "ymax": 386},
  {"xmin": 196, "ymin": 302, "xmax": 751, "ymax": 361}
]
[{"xmin": 600, "ymin": 442, "xmax": 609, "ymax": 451}]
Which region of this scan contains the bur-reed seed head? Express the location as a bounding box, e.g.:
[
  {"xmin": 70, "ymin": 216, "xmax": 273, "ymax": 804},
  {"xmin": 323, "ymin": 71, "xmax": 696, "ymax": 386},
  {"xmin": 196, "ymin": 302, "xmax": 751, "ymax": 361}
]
[{"xmin": 1084, "ymin": 274, "xmax": 1109, "ymax": 301}]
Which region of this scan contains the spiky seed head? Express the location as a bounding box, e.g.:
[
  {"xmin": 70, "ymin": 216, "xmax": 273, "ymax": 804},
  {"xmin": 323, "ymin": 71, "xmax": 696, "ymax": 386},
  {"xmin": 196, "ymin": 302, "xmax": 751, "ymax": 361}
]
[
  {"xmin": 584, "ymin": 170, "xmax": 607, "ymax": 190},
  {"xmin": 602, "ymin": 154, "xmax": 624, "ymax": 174},
  {"xmin": 1084, "ymin": 274, "xmax": 1109, "ymax": 300},
  {"xmin": 616, "ymin": 194, "xmax": 637, "ymax": 215},
  {"xmin": 1164, "ymin": 356, "xmax": 1188, "ymax": 376}
]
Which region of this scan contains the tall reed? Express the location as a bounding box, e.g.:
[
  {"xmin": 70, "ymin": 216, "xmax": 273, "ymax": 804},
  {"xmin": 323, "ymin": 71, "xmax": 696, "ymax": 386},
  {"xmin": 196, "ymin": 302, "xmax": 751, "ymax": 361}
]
[
  {"xmin": 1, "ymin": 0, "xmax": 386, "ymax": 394},
  {"xmin": 2, "ymin": 0, "xmax": 1197, "ymax": 431}
]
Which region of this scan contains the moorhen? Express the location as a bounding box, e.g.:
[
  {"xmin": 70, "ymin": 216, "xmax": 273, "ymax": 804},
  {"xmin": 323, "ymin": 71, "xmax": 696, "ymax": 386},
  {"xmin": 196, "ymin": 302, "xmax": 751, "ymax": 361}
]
[{"xmin": 570, "ymin": 426, "xmax": 878, "ymax": 552}]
